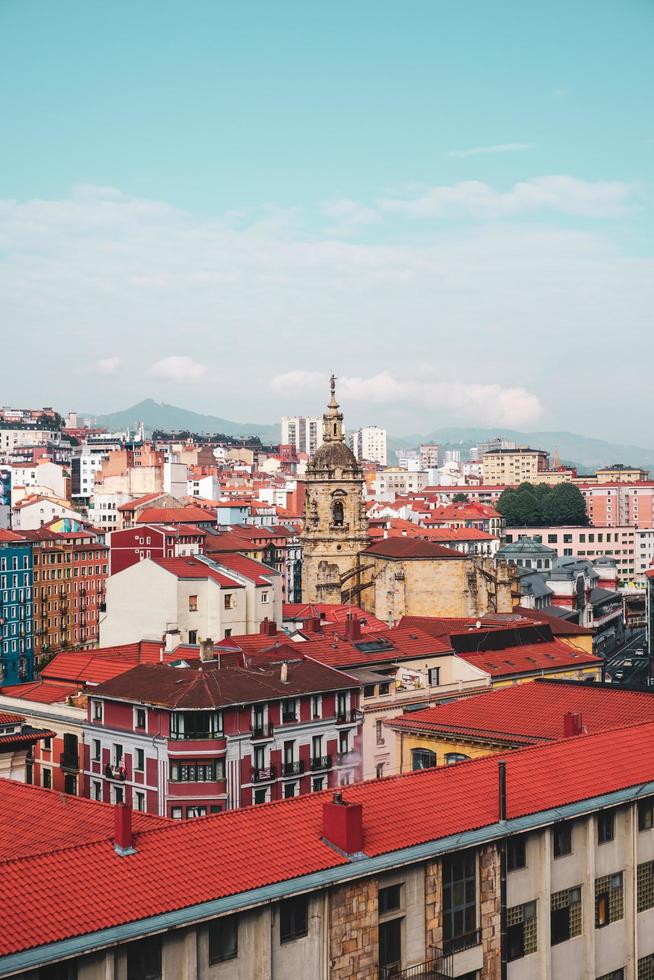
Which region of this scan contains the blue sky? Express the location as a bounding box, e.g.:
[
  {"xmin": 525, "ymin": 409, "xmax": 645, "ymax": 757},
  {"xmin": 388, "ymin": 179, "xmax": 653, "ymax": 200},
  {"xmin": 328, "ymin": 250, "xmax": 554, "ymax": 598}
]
[{"xmin": 1, "ymin": 0, "xmax": 653, "ymax": 440}]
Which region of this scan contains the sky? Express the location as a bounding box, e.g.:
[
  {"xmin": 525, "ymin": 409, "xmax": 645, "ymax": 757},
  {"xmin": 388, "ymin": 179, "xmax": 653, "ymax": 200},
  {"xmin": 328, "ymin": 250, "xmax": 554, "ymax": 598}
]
[{"xmin": 1, "ymin": 0, "xmax": 653, "ymax": 441}]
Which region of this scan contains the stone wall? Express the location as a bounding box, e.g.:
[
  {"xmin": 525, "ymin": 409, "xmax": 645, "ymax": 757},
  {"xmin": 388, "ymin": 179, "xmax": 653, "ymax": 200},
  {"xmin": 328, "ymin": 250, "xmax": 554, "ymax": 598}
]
[
  {"xmin": 329, "ymin": 878, "xmax": 379, "ymax": 980},
  {"xmin": 480, "ymin": 843, "xmax": 502, "ymax": 980},
  {"xmin": 424, "ymin": 857, "xmax": 444, "ymax": 955}
]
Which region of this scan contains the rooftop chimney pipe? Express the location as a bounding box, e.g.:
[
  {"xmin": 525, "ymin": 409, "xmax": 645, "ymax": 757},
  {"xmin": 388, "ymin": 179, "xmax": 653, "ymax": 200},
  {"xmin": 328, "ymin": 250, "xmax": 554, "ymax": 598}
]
[
  {"xmin": 322, "ymin": 793, "xmax": 364, "ymax": 855},
  {"xmin": 114, "ymin": 803, "xmax": 135, "ymax": 856},
  {"xmin": 563, "ymin": 711, "xmax": 583, "ymax": 737},
  {"xmin": 260, "ymin": 618, "xmax": 277, "ymax": 636},
  {"xmin": 344, "ymin": 613, "xmax": 362, "ymax": 642},
  {"xmin": 280, "ymin": 661, "xmax": 289, "ymax": 684},
  {"xmin": 200, "ymin": 638, "xmax": 215, "ymax": 662},
  {"xmin": 306, "ymin": 616, "xmax": 322, "ymax": 634}
]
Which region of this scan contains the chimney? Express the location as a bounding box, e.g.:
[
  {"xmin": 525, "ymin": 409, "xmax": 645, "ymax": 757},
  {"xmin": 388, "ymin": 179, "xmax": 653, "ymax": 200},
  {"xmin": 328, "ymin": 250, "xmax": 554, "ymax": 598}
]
[
  {"xmin": 114, "ymin": 803, "xmax": 135, "ymax": 856},
  {"xmin": 306, "ymin": 616, "xmax": 322, "ymax": 634},
  {"xmin": 200, "ymin": 637, "xmax": 215, "ymax": 662},
  {"xmin": 563, "ymin": 711, "xmax": 583, "ymax": 737},
  {"xmin": 344, "ymin": 613, "xmax": 362, "ymax": 642},
  {"xmin": 280, "ymin": 661, "xmax": 289, "ymax": 684},
  {"xmin": 322, "ymin": 792, "xmax": 364, "ymax": 855},
  {"xmin": 260, "ymin": 617, "xmax": 277, "ymax": 636},
  {"xmin": 163, "ymin": 628, "xmax": 180, "ymax": 653}
]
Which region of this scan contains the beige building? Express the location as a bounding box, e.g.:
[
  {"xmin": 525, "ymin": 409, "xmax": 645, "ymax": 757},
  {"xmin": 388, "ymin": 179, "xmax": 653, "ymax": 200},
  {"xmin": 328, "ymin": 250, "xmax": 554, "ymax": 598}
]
[
  {"xmin": 596, "ymin": 465, "xmax": 650, "ymax": 483},
  {"xmin": 356, "ymin": 537, "xmax": 517, "ymax": 622},
  {"xmin": 301, "ymin": 378, "xmax": 369, "ymax": 604},
  {"xmin": 482, "ymin": 447, "xmax": 549, "ymax": 485}
]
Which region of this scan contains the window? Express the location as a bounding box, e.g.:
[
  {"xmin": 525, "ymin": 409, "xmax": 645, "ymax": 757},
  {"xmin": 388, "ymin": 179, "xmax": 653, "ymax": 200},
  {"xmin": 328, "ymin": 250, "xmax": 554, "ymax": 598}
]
[
  {"xmin": 170, "ymin": 710, "xmax": 223, "ymax": 740},
  {"xmin": 363, "ymin": 684, "xmax": 375, "ymax": 698},
  {"xmin": 595, "ymin": 872, "xmax": 624, "ymax": 927},
  {"xmin": 113, "ymin": 743, "xmax": 123, "ymax": 765},
  {"xmin": 548, "ymin": 534, "xmax": 557, "ymax": 544},
  {"xmin": 638, "ymin": 861, "xmax": 654, "ymax": 912},
  {"xmin": 170, "ymin": 760, "xmax": 223, "ymax": 782},
  {"xmin": 209, "ymin": 915, "xmax": 238, "ymax": 964},
  {"xmin": 379, "ymin": 884, "xmax": 402, "ymax": 915},
  {"xmin": 598, "ymin": 810, "xmax": 615, "ymax": 844},
  {"xmin": 113, "ymin": 786, "xmax": 124, "ymax": 804},
  {"xmin": 254, "ymin": 788, "xmax": 268, "ymax": 805},
  {"xmin": 188, "ymin": 594, "xmax": 198, "ymax": 611},
  {"xmin": 188, "ymin": 629, "xmax": 198, "ymax": 644},
  {"xmin": 261, "ymin": 592, "xmax": 269, "ymax": 604},
  {"xmin": 376, "ymin": 720, "xmax": 385, "ymax": 746},
  {"xmin": 428, "ymin": 666, "xmax": 441, "ymax": 686},
  {"xmin": 553, "ymin": 822, "xmax": 572, "ymax": 857},
  {"xmin": 597, "ymin": 971, "xmax": 624, "ymax": 980},
  {"xmin": 507, "ymin": 901, "xmax": 537, "ymax": 961},
  {"xmin": 134, "ymin": 791, "xmax": 145, "ymax": 812},
  {"xmin": 284, "ymin": 782, "xmax": 297, "ymax": 799},
  {"xmin": 126, "ymin": 935, "xmax": 162, "ymax": 980},
  {"xmin": 92, "ymin": 781, "xmax": 102, "ymax": 801},
  {"xmin": 376, "ymin": 762, "xmax": 385, "ymax": 779},
  {"xmin": 41, "ymin": 768, "xmax": 52, "ymax": 789},
  {"xmin": 280, "ymin": 896, "xmax": 308, "ymax": 943},
  {"xmin": 135, "ymin": 708, "xmax": 146, "ymax": 730},
  {"xmin": 312, "ymin": 776, "xmax": 325, "ymax": 792},
  {"xmin": 551, "ymin": 886, "xmax": 582, "ymax": 945},
  {"xmin": 445, "ymin": 753, "xmax": 470, "ymax": 765},
  {"xmin": 412, "ymin": 748, "xmax": 436, "ymax": 770},
  {"xmin": 443, "ymin": 851, "xmax": 476, "ymax": 950},
  {"xmin": 135, "ymin": 748, "xmax": 145, "ymax": 772},
  {"xmin": 92, "ymin": 700, "xmax": 103, "ymax": 721},
  {"xmin": 563, "ymin": 534, "xmax": 573, "ymax": 544},
  {"xmin": 379, "ymin": 682, "xmax": 390, "ymax": 696},
  {"xmin": 311, "ymin": 694, "xmax": 321, "ymax": 718},
  {"xmin": 639, "ymin": 799, "xmax": 654, "ymax": 831},
  {"xmin": 639, "ymin": 955, "xmax": 654, "ymax": 980},
  {"xmin": 224, "ymin": 593, "xmax": 235, "ymax": 610},
  {"xmin": 171, "ymin": 807, "xmax": 183, "ymax": 819},
  {"xmin": 507, "ymin": 837, "xmax": 526, "ymax": 871}
]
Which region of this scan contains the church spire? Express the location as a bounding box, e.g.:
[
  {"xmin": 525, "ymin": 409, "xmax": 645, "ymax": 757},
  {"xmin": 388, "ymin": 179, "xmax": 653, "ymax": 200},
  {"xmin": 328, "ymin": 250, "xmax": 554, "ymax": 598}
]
[{"xmin": 323, "ymin": 374, "xmax": 344, "ymax": 443}]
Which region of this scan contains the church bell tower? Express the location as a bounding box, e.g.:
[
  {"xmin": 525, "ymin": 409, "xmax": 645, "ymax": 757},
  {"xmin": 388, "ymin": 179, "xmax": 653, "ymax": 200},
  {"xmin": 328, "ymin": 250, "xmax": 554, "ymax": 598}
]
[{"xmin": 300, "ymin": 376, "xmax": 369, "ymax": 603}]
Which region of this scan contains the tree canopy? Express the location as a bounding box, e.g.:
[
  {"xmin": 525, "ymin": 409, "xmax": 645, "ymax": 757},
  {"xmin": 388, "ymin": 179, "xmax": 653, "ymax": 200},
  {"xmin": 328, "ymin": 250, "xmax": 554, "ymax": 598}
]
[{"xmin": 497, "ymin": 482, "xmax": 588, "ymax": 527}]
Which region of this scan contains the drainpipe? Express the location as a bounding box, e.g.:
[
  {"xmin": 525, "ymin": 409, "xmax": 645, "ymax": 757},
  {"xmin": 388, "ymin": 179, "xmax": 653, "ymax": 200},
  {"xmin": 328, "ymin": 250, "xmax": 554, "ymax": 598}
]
[{"xmin": 498, "ymin": 761, "xmax": 508, "ymax": 980}]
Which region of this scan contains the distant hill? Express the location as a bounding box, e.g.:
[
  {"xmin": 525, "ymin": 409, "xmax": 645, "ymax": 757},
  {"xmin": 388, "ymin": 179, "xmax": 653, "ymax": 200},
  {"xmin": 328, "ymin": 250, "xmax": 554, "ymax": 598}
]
[
  {"xmin": 89, "ymin": 399, "xmax": 280, "ymax": 442},
  {"xmin": 388, "ymin": 427, "xmax": 654, "ymax": 473}
]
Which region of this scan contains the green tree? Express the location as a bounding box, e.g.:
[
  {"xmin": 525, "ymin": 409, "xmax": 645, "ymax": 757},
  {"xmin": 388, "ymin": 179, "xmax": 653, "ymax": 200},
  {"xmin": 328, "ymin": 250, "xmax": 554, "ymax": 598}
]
[
  {"xmin": 543, "ymin": 483, "xmax": 588, "ymax": 526},
  {"xmin": 452, "ymin": 492, "xmax": 469, "ymax": 503}
]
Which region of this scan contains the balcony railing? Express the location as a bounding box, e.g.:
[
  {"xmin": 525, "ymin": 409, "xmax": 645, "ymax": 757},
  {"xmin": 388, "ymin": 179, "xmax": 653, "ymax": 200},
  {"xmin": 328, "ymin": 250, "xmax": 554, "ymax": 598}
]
[
  {"xmin": 310, "ymin": 754, "xmax": 332, "ymax": 771},
  {"xmin": 336, "ymin": 708, "xmax": 359, "ymax": 725},
  {"xmin": 380, "ymin": 954, "xmax": 453, "ymax": 979},
  {"xmin": 282, "ymin": 760, "xmax": 304, "ymax": 777},
  {"xmin": 251, "ymin": 765, "xmax": 276, "ymax": 782},
  {"xmin": 281, "ymin": 712, "xmax": 298, "ymax": 724},
  {"xmin": 169, "ymin": 730, "xmax": 224, "ymax": 741},
  {"xmin": 105, "ymin": 763, "xmax": 126, "ymax": 781},
  {"xmin": 251, "ymin": 721, "xmax": 274, "ymax": 739},
  {"xmin": 59, "ymin": 752, "xmax": 79, "ymax": 772},
  {"xmin": 442, "ymin": 928, "xmax": 481, "ymax": 958}
]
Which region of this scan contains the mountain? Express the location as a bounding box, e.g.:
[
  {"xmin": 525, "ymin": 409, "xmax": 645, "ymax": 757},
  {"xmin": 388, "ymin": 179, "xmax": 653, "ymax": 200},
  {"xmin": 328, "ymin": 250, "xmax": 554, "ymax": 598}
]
[
  {"xmin": 89, "ymin": 399, "xmax": 280, "ymax": 442},
  {"xmin": 388, "ymin": 427, "xmax": 654, "ymax": 472}
]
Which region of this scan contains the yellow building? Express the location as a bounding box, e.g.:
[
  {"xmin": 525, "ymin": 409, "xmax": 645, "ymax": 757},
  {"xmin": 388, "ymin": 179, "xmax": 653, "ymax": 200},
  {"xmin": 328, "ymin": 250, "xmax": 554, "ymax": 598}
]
[
  {"xmin": 596, "ymin": 464, "xmax": 650, "ymax": 483},
  {"xmin": 482, "ymin": 447, "xmax": 549, "ymax": 485}
]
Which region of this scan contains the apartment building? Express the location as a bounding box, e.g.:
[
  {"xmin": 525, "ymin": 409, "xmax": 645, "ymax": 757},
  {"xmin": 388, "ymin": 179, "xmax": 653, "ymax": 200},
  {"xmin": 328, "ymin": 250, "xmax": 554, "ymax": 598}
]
[
  {"xmin": 281, "ymin": 416, "xmax": 323, "ymax": 457},
  {"xmin": 7, "ymin": 722, "xmax": 654, "ymax": 979},
  {"xmin": 107, "ymin": 523, "xmax": 205, "ymax": 574},
  {"xmin": 374, "ymin": 468, "xmax": 429, "ymax": 501},
  {"xmin": 350, "ymin": 425, "xmax": 388, "ymax": 466},
  {"xmin": 579, "ymin": 482, "xmax": 654, "ymax": 528},
  {"xmin": 504, "ymin": 525, "xmax": 640, "ymax": 580},
  {"xmin": 482, "ymin": 447, "xmax": 549, "ymax": 485},
  {"xmin": 0, "ymin": 530, "xmax": 34, "ymax": 685},
  {"xmin": 83, "ymin": 650, "xmax": 361, "ymax": 816}
]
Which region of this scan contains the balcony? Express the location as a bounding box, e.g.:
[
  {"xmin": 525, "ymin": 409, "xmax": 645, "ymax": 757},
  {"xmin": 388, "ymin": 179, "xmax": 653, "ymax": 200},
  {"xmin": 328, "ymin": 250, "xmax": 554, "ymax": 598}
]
[
  {"xmin": 251, "ymin": 765, "xmax": 276, "ymax": 783},
  {"xmin": 59, "ymin": 752, "xmax": 79, "ymax": 772},
  {"xmin": 282, "ymin": 760, "xmax": 304, "ymax": 777},
  {"xmin": 336, "ymin": 708, "xmax": 360, "ymax": 725},
  {"xmin": 105, "ymin": 763, "xmax": 126, "ymax": 781},
  {"xmin": 251, "ymin": 721, "xmax": 274, "ymax": 740},
  {"xmin": 442, "ymin": 929, "xmax": 481, "ymax": 958},
  {"xmin": 310, "ymin": 754, "xmax": 332, "ymax": 771},
  {"xmin": 380, "ymin": 954, "xmax": 453, "ymax": 979},
  {"xmin": 281, "ymin": 712, "xmax": 298, "ymax": 725},
  {"xmin": 336, "ymin": 751, "xmax": 356, "ymax": 766}
]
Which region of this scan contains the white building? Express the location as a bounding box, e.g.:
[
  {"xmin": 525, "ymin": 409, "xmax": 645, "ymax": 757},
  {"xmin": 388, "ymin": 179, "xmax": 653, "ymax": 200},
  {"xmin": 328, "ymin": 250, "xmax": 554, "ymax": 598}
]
[
  {"xmin": 374, "ymin": 468, "xmax": 428, "ymax": 501},
  {"xmin": 10, "ymin": 461, "xmax": 68, "ymax": 500},
  {"xmin": 71, "ymin": 447, "xmax": 107, "ymax": 501},
  {"xmin": 187, "ymin": 474, "xmax": 221, "ymax": 500},
  {"xmin": 281, "ymin": 417, "xmax": 323, "ymax": 457},
  {"xmin": 11, "ymin": 494, "xmax": 80, "ymax": 530},
  {"xmin": 100, "ymin": 554, "xmax": 282, "ymax": 646},
  {"xmin": 350, "ymin": 426, "xmax": 388, "ymax": 466}
]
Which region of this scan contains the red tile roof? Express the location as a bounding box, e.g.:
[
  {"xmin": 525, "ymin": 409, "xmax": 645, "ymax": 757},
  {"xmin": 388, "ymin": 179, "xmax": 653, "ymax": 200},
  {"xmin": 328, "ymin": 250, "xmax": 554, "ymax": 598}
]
[
  {"xmin": 284, "ymin": 627, "xmax": 452, "ymax": 669},
  {"xmin": 0, "ymin": 529, "xmax": 25, "ymax": 542},
  {"xmin": 363, "ymin": 538, "xmax": 463, "ymax": 560},
  {"xmin": 458, "ymin": 641, "xmax": 600, "ymax": 677},
  {"xmin": 3, "ymin": 723, "xmax": 654, "ymax": 956},
  {"xmin": 514, "ymin": 606, "xmax": 594, "ymax": 636},
  {"xmin": 0, "ymin": 779, "xmax": 170, "ymax": 862},
  {"xmin": 203, "ymin": 529, "xmax": 265, "ymax": 553},
  {"xmin": 153, "ymin": 556, "xmax": 243, "ymax": 589},
  {"xmin": 387, "ymin": 679, "xmax": 654, "ymax": 743},
  {"xmin": 0, "ymin": 681, "xmax": 80, "ymax": 704},
  {"xmin": 283, "ymin": 603, "xmax": 389, "ymax": 633},
  {"xmin": 213, "ymin": 552, "xmax": 278, "ymax": 586},
  {"xmin": 117, "ymin": 493, "xmax": 164, "ymax": 513},
  {"xmin": 0, "ymin": 711, "xmax": 24, "ymax": 726},
  {"xmin": 137, "ymin": 506, "xmax": 216, "ymax": 525}
]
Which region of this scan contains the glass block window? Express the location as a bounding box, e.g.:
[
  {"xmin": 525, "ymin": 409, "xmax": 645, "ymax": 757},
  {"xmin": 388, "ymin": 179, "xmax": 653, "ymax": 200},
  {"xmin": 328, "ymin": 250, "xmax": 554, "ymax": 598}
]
[
  {"xmin": 638, "ymin": 861, "xmax": 654, "ymax": 913},
  {"xmin": 551, "ymin": 886, "xmax": 582, "ymax": 945},
  {"xmin": 595, "ymin": 872, "xmax": 624, "ymax": 927},
  {"xmin": 507, "ymin": 900, "xmax": 537, "ymax": 960},
  {"xmin": 639, "ymin": 954, "xmax": 654, "ymax": 980}
]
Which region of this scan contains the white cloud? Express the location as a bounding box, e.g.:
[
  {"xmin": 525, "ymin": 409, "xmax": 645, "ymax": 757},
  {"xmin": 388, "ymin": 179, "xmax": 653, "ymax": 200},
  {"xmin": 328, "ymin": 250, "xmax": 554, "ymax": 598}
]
[
  {"xmin": 85, "ymin": 357, "xmax": 120, "ymax": 376},
  {"xmin": 271, "ymin": 370, "xmax": 543, "ymax": 426},
  {"xmin": 380, "ymin": 176, "xmax": 631, "ymax": 219},
  {"xmin": 447, "ymin": 143, "xmax": 534, "ymax": 158},
  {"xmin": 320, "ymin": 198, "xmax": 379, "ymax": 233},
  {"xmin": 149, "ymin": 356, "xmax": 208, "ymax": 382}
]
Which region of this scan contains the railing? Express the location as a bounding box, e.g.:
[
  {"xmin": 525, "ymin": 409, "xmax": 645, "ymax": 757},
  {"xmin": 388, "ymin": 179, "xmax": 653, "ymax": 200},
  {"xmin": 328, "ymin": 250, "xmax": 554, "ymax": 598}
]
[
  {"xmin": 169, "ymin": 730, "xmax": 224, "ymax": 741},
  {"xmin": 442, "ymin": 928, "xmax": 481, "ymax": 957},
  {"xmin": 380, "ymin": 955, "xmax": 453, "ymax": 979},
  {"xmin": 105, "ymin": 763, "xmax": 126, "ymax": 781},
  {"xmin": 281, "ymin": 712, "xmax": 297, "ymax": 724},
  {"xmin": 59, "ymin": 752, "xmax": 79, "ymax": 771},
  {"xmin": 310, "ymin": 754, "xmax": 332, "ymax": 771},
  {"xmin": 251, "ymin": 722, "xmax": 274, "ymax": 739},
  {"xmin": 282, "ymin": 760, "xmax": 304, "ymax": 777},
  {"xmin": 251, "ymin": 765, "xmax": 276, "ymax": 782},
  {"xmin": 336, "ymin": 708, "xmax": 361, "ymax": 724}
]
